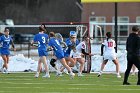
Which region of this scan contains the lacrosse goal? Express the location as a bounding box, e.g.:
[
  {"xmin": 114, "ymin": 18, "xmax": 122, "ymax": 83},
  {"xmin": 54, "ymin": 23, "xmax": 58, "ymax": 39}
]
[{"xmin": 41, "ymin": 22, "xmax": 91, "ymax": 73}]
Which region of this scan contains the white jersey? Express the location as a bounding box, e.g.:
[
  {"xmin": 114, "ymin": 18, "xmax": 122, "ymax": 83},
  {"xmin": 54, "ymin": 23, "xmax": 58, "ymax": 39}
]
[
  {"xmin": 102, "ymin": 39, "xmax": 116, "ymax": 60},
  {"xmin": 76, "ymin": 41, "xmax": 86, "ymax": 53},
  {"xmin": 70, "ymin": 41, "xmax": 86, "ymax": 58},
  {"xmin": 70, "ymin": 50, "xmax": 81, "ymax": 58}
]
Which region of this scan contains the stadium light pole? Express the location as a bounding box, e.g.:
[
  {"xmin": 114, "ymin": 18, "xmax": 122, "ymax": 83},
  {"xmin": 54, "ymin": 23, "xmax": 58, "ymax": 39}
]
[{"xmin": 114, "ymin": 2, "xmax": 118, "ymax": 53}]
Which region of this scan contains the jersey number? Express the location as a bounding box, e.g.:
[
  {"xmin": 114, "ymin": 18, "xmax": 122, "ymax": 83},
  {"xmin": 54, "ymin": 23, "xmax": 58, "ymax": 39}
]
[
  {"xmin": 55, "ymin": 40, "xmax": 60, "ymax": 45},
  {"xmin": 38, "ymin": 36, "xmax": 46, "ymax": 47},
  {"xmin": 42, "ymin": 37, "xmax": 46, "ymax": 43},
  {"xmin": 108, "ymin": 42, "xmax": 113, "ymax": 47}
]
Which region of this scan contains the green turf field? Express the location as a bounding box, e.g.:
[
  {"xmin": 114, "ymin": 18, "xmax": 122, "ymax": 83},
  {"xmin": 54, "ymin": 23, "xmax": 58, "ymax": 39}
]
[{"xmin": 0, "ymin": 73, "xmax": 140, "ymax": 93}]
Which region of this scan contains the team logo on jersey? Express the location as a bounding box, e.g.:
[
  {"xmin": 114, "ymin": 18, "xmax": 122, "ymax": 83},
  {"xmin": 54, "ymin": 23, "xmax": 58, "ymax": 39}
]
[{"xmin": 82, "ymin": 44, "xmax": 85, "ymax": 48}]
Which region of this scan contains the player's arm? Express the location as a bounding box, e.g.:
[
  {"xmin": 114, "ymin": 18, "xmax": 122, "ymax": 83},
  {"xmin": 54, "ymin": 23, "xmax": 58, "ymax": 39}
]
[
  {"xmin": 30, "ymin": 35, "xmax": 39, "ymax": 47},
  {"xmin": 11, "ymin": 39, "xmax": 16, "ymax": 51},
  {"xmin": 30, "ymin": 41, "xmax": 38, "ymax": 49},
  {"xmin": 114, "ymin": 47, "xmax": 117, "ymax": 53},
  {"xmin": 61, "ymin": 41, "xmax": 67, "ymax": 49},
  {"xmin": 114, "ymin": 41, "xmax": 117, "ymax": 53},
  {"xmin": 30, "ymin": 40, "xmax": 35, "ymax": 46},
  {"xmin": 101, "ymin": 44, "xmax": 105, "ymax": 56},
  {"xmin": 47, "ymin": 46, "xmax": 53, "ymax": 51},
  {"xmin": 30, "ymin": 39, "xmax": 38, "ymax": 47},
  {"xmin": 81, "ymin": 49, "xmax": 93, "ymax": 56}
]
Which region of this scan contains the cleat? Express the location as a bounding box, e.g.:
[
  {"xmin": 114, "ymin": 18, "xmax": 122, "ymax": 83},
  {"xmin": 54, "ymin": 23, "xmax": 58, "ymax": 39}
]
[
  {"xmin": 5, "ymin": 69, "xmax": 9, "ymax": 74},
  {"xmin": 123, "ymin": 82, "xmax": 130, "ymax": 85},
  {"xmin": 34, "ymin": 72, "xmax": 39, "ymax": 78},
  {"xmin": 117, "ymin": 73, "xmax": 121, "ymax": 78},
  {"xmin": 1, "ymin": 68, "xmax": 9, "ymax": 74},
  {"xmin": 97, "ymin": 73, "xmax": 101, "ymax": 77},
  {"xmin": 77, "ymin": 73, "xmax": 84, "ymax": 77},
  {"xmin": 1, "ymin": 68, "xmax": 5, "ymax": 74},
  {"xmin": 117, "ymin": 75, "xmax": 121, "ymax": 78},
  {"xmin": 69, "ymin": 72, "xmax": 75, "ymax": 79},
  {"xmin": 42, "ymin": 74, "xmax": 50, "ymax": 78},
  {"xmin": 56, "ymin": 72, "xmax": 63, "ymax": 77},
  {"xmin": 5, "ymin": 71, "xmax": 10, "ymax": 74},
  {"xmin": 97, "ymin": 74, "xmax": 101, "ymax": 77},
  {"xmin": 63, "ymin": 70, "xmax": 69, "ymax": 75}
]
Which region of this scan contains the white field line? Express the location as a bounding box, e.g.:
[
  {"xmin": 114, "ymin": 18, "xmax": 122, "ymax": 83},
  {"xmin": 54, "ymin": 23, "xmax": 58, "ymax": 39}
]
[
  {"xmin": 40, "ymin": 92, "xmax": 75, "ymax": 93},
  {"xmin": 2, "ymin": 87, "xmax": 44, "ymax": 89},
  {"xmin": 68, "ymin": 83, "xmax": 139, "ymax": 86},
  {"xmin": 0, "ymin": 82, "xmax": 54, "ymax": 85},
  {"xmin": 1, "ymin": 87, "xmax": 140, "ymax": 91},
  {"xmin": 68, "ymin": 88, "xmax": 140, "ymax": 90},
  {"xmin": 0, "ymin": 91, "xmax": 15, "ymax": 93},
  {"xmin": 0, "ymin": 76, "xmax": 34, "ymax": 78},
  {"xmin": 2, "ymin": 78, "xmax": 73, "ymax": 81},
  {"xmin": 90, "ymin": 72, "xmax": 121, "ymax": 74},
  {"xmin": 0, "ymin": 81, "xmax": 132, "ymax": 86},
  {"xmin": 1, "ymin": 77, "xmax": 74, "ymax": 82},
  {"xmin": 2, "ymin": 79, "xmax": 33, "ymax": 81}
]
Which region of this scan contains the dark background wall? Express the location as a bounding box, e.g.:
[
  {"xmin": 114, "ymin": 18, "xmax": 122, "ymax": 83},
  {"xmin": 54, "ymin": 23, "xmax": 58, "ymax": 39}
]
[{"xmin": 0, "ymin": 0, "xmax": 82, "ymax": 24}]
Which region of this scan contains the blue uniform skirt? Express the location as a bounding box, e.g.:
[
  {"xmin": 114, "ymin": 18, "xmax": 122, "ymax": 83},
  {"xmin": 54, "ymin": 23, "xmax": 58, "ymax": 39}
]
[
  {"xmin": 1, "ymin": 48, "xmax": 10, "ymax": 55},
  {"xmin": 38, "ymin": 49, "xmax": 48, "ymax": 57},
  {"xmin": 55, "ymin": 50, "xmax": 64, "ymax": 59}
]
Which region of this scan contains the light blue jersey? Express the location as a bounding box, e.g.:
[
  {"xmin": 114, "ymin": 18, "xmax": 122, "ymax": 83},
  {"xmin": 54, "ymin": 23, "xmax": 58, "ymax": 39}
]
[{"xmin": 34, "ymin": 33, "xmax": 49, "ymax": 57}]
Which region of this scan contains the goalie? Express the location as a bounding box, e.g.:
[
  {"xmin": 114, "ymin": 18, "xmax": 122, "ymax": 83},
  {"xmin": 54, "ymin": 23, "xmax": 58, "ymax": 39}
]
[{"xmin": 70, "ymin": 36, "xmax": 93, "ymax": 76}]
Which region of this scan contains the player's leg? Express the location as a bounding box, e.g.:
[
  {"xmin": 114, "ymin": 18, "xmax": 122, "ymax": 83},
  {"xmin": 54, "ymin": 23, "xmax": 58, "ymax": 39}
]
[
  {"xmin": 50, "ymin": 58, "xmax": 57, "ymax": 68},
  {"xmin": 97, "ymin": 60, "xmax": 108, "ymax": 77},
  {"xmin": 59, "ymin": 58, "xmax": 69, "ymax": 74},
  {"xmin": 41, "ymin": 56, "xmax": 50, "ymax": 78},
  {"xmin": 59, "ymin": 58, "xmax": 75, "ymax": 78},
  {"xmin": 2, "ymin": 49, "xmax": 10, "ymax": 73},
  {"xmin": 113, "ymin": 58, "xmax": 121, "ymax": 78},
  {"xmin": 60, "ymin": 57, "xmax": 76, "ymax": 74},
  {"xmin": 35, "ymin": 58, "xmax": 42, "ymax": 78},
  {"xmin": 5, "ymin": 55, "xmax": 9, "ymax": 73},
  {"xmin": 50, "ymin": 57, "xmax": 62, "ymax": 76},
  {"xmin": 65, "ymin": 56, "xmax": 76, "ymax": 67},
  {"xmin": 131, "ymin": 65, "xmax": 136, "ymax": 75},
  {"xmin": 1, "ymin": 55, "xmax": 8, "ymax": 73},
  {"xmin": 56, "ymin": 51, "xmax": 75, "ymax": 78},
  {"xmin": 77, "ymin": 58, "xmax": 85, "ymax": 76}
]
